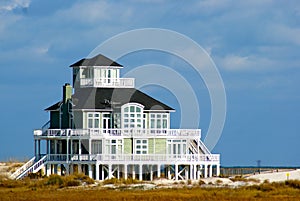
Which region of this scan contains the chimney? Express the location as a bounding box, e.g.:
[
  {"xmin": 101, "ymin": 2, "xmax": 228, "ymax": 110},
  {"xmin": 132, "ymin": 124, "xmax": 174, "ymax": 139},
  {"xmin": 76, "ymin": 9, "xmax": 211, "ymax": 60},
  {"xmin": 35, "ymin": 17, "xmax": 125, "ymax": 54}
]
[{"xmin": 63, "ymin": 83, "xmax": 72, "ymax": 103}]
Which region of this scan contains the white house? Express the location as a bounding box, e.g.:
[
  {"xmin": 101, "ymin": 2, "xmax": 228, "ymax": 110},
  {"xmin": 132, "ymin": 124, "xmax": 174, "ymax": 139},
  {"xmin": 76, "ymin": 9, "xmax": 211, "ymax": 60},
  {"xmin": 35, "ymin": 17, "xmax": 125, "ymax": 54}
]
[{"xmin": 12, "ymin": 54, "xmax": 220, "ymax": 181}]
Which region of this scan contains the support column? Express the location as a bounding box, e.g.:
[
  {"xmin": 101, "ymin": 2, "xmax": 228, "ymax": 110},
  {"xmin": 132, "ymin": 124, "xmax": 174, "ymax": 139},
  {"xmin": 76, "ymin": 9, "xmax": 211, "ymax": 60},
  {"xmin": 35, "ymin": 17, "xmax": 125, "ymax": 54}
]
[
  {"xmin": 204, "ymin": 165, "xmax": 208, "ymax": 178},
  {"xmin": 88, "ymin": 139, "xmax": 92, "ymax": 160},
  {"xmin": 79, "ymin": 139, "xmax": 82, "ymax": 160},
  {"xmin": 34, "ymin": 140, "xmax": 37, "ymax": 157},
  {"xmin": 193, "ymin": 164, "xmax": 197, "ymax": 180},
  {"xmin": 124, "ymin": 164, "xmax": 128, "ymax": 180},
  {"xmin": 46, "ymin": 140, "xmax": 49, "ymax": 154},
  {"xmin": 108, "ymin": 164, "xmax": 112, "ymax": 179},
  {"xmin": 167, "ymin": 166, "xmax": 171, "ymax": 180},
  {"xmin": 95, "ymin": 164, "xmax": 99, "ymax": 180},
  {"xmin": 132, "ymin": 165, "xmax": 136, "ymax": 180},
  {"xmin": 139, "ymin": 165, "xmax": 143, "ymax": 181},
  {"xmin": 157, "ymin": 164, "xmax": 161, "ymax": 178},
  {"xmin": 65, "ymin": 164, "xmax": 70, "ymax": 175},
  {"xmin": 175, "ymin": 164, "xmax": 178, "ymax": 181},
  {"xmin": 189, "ymin": 165, "xmax": 193, "ymax": 180},
  {"xmin": 54, "ymin": 140, "xmax": 57, "ymax": 155},
  {"xmin": 38, "ymin": 140, "xmax": 41, "ymax": 158},
  {"xmin": 216, "ymin": 165, "xmax": 220, "ymax": 176},
  {"xmin": 46, "ymin": 164, "xmax": 51, "ymax": 176},
  {"xmin": 70, "ymin": 164, "xmax": 74, "ymax": 175},
  {"xmin": 209, "ymin": 165, "xmax": 213, "ymax": 177},
  {"xmin": 101, "ymin": 165, "xmax": 105, "ymax": 180},
  {"xmin": 150, "ymin": 165, "xmax": 153, "ymax": 181},
  {"xmin": 88, "ymin": 164, "xmax": 93, "ymax": 179},
  {"xmin": 66, "ymin": 138, "xmax": 69, "ymax": 162}
]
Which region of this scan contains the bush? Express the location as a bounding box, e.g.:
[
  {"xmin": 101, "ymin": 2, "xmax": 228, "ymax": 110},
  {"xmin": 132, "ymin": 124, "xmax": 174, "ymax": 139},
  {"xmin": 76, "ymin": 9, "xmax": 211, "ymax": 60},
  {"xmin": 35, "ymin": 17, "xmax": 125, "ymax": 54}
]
[
  {"xmin": 198, "ymin": 180, "xmax": 205, "ymax": 186},
  {"xmin": 46, "ymin": 174, "xmax": 63, "ymax": 186},
  {"xmin": 285, "ymin": 180, "xmax": 300, "ymax": 189}
]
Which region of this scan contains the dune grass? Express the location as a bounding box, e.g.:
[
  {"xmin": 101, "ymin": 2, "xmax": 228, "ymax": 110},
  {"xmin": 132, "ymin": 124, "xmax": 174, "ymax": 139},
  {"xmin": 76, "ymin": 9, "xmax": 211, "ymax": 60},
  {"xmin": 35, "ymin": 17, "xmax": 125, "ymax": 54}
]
[{"xmin": 0, "ymin": 176, "xmax": 300, "ymax": 201}]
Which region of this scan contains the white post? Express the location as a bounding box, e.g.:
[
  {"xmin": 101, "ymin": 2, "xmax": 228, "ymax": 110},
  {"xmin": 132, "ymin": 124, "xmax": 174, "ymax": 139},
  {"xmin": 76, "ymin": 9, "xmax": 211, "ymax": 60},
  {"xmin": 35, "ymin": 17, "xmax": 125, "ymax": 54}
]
[
  {"xmin": 209, "ymin": 165, "xmax": 213, "ymax": 177},
  {"xmin": 101, "ymin": 166, "xmax": 105, "ymax": 180},
  {"xmin": 150, "ymin": 165, "xmax": 153, "ymax": 181},
  {"xmin": 216, "ymin": 165, "xmax": 220, "ymax": 176},
  {"xmin": 88, "ymin": 139, "xmax": 92, "ymax": 160},
  {"xmin": 168, "ymin": 166, "xmax": 171, "ymax": 180},
  {"xmin": 66, "ymin": 139, "xmax": 69, "ymax": 162},
  {"xmin": 204, "ymin": 165, "xmax": 208, "ymax": 178},
  {"xmin": 95, "ymin": 164, "xmax": 99, "ymax": 180},
  {"xmin": 88, "ymin": 164, "xmax": 93, "ymax": 179},
  {"xmin": 124, "ymin": 164, "xmax": 128, "ymax": 180},
  {"xmin": 132, "ymin": 165, "xmax": 135, "ymax": 180},
  {"xmin": 175, "ymin": 164, "xmax": 178, "ymax": 181},
  {"xmin": 34, "ymin": 140, "xmax": 37, "ymax": 157},
  {"xmin": 38, "ymin": 140, "xmax": 41, "ymax": 158},
  {"xmin": 79, "ymin": 139, "xmax": 82, "ymax": 159},
  {"xmin": 193, "ymin": 164, "xmax": 197, "ymax": 180},
  {"xmin": 189, "ymin": 165, "xmax": 193, "ymax": 180},
  {"xmin": 157, "ymin": 164, "xmax": 161, "ymax": 178},
  {"xmin": 139, "ymin": 165, "xmax": 143, "ymax": 181},
  {"xmin": 108, "ymin": 164, "xmax": 112, "ymax": 179}
]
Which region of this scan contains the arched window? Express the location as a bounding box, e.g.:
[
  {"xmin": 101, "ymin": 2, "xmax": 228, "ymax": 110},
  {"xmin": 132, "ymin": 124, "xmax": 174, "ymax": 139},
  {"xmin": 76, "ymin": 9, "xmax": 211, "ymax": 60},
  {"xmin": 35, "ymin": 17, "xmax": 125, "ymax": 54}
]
[{"xmin": 121, "ymin": 103, "xmax": 144, "ymax": 129}]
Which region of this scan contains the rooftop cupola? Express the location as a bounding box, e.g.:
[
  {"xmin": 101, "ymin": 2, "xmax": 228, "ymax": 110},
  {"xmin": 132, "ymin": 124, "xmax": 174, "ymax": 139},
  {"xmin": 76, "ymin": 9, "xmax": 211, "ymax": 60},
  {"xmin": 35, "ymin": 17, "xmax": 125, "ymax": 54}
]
[{"xmin": 70, "ymin": 54, "xmax": 134, "ymax": 90}]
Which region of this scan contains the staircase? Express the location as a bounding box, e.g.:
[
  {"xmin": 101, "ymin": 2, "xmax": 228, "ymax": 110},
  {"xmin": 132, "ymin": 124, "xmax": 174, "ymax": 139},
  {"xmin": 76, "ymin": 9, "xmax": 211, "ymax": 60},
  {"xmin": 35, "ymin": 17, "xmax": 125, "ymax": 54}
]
[
  {"xmin": 10, "ymin": 155, "xmax": 48, "ymax": 180},
  {"xmin": 189, "ymin": 139, "xmax": 211, "ymax": 155}
]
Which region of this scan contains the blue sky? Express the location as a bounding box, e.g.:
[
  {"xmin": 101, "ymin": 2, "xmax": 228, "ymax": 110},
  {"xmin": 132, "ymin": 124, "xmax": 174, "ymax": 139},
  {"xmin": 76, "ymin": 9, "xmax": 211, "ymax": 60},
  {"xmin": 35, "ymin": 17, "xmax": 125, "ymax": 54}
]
[{"xmin": 0, "ymin": 0, "xmax": 299, "ymax": 166}]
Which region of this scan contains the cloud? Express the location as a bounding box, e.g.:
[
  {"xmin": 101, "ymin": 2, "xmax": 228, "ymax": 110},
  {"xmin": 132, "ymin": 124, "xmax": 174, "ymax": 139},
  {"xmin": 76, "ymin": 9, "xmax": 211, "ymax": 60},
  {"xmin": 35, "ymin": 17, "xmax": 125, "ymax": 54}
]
[
  {"xmin": 0, "ymin": 0, "xmax": 30, "ymax": 13},
  {"xmin": 217, "ymin": 54, "xmax": 275, "ymax": 72},
  {"xmin": 55, "ymin": 1, "xmax": 133, "ymax": 25}
]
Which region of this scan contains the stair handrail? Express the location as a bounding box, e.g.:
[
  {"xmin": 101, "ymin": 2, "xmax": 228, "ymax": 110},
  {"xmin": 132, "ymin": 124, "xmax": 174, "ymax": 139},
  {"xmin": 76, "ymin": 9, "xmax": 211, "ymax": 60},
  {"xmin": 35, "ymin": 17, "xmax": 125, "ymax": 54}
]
[
  {"xmin": 42, "ymin": 121, "xmax": 50, "ymax": 134},
  {"xmin": 10, "ymin": 157, "xmax": 36, "ymax": 179},
  {"xmin": 197, "ymin": 140, "xmax": 211, "ymax": 155},
  {"xmin": 15, "ymin": 155, "xmax": 47, "ymax": 180}
]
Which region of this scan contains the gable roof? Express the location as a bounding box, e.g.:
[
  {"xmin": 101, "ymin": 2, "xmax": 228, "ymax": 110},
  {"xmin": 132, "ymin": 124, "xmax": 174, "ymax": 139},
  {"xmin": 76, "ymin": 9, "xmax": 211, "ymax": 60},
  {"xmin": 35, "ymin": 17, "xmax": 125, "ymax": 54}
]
[
  {"xmin": 70, "ymin": 54, "xmax": 123, "ymax": 67},
  {"xmin": 45, "ymin": 88, "xmax": 174, "ymax": 111}
]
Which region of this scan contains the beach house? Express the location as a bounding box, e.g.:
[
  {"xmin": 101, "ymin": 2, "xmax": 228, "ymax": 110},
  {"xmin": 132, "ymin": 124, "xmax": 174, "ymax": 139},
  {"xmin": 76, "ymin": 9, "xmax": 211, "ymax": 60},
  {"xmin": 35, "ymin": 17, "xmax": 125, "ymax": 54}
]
[{"xmin": 12, "ymin": 54, "xmax": 220, "ymax": 181}]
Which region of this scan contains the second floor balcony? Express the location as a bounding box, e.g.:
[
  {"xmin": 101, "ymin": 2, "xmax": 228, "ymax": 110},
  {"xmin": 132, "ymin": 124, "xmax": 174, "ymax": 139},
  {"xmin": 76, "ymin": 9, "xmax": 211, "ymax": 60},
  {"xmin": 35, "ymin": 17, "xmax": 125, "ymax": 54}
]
[{"xmin": 34, "ymin": 128, "xmax": 201, "ymax": 139}]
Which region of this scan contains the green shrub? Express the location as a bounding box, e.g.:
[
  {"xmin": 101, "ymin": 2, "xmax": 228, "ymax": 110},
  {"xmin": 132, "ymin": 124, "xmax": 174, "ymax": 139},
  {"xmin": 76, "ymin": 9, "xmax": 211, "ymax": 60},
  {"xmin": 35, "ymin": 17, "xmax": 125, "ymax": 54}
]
[
  {"xmin": 198, "ymin": 180, "xmax": 205, "ymax": 186},
  {"xmin": 46, "ymin": 174, "xmax": 63, "ymax": 186},
  {"xmin": 285, "ymin": 180, "xmax": 300, "ymax": 189}
]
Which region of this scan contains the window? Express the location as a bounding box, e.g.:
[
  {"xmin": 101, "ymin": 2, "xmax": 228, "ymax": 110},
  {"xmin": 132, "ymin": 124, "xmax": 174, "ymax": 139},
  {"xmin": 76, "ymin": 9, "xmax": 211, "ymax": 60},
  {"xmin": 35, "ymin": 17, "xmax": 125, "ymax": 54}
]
[
  {"xmin": 92, "ymin": 140, "xmax": 102, "ymax": 154},
  {"xmin": 87, "ymin": 113, "xmax": 100, "ymax": 128},
  {"xmin": 149, "ymin": 113, "xmax": 169, "ymax": 129},
  {"xmin": 167, "ymin": 139, "xmax": 187, "ymax": 155},
  {"xmin": 105, "ymin": 139, "xmax": 123, "ymax": 155},
  {"xmin": 122, "ymin": 103, "xmax": 144, "ymax": 129},
  {"xmin": 135, "ymin": 139, "xmax": 148, "ymax": 154}
]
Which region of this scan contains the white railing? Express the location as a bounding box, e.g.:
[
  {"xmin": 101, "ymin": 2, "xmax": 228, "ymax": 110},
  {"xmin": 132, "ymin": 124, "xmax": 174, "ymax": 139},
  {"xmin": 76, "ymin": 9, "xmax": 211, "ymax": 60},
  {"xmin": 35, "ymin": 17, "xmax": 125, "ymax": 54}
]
[
  {"xmin": 36, "ymin": 128, "xmax": 201, "ymax": 138},
  {"xmin": 10, "ymin": 157, "xmax": 36, "ymax": 179},
  {"xmin": 46, "ymin": 154, "xmax": 220, "ymax": 163},
  {"xmin": 80, "ymin": 78, "xmax": 135, "ymax": 88},
  {"xmin": 14, "ymin": 155, "xmax": 47, "ymax": 180}
]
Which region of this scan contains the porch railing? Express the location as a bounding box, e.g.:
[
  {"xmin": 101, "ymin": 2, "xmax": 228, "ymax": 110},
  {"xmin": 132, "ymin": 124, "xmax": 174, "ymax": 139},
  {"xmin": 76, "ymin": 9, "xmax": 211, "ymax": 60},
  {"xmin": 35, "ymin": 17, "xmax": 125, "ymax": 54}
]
[
  {"xmin": 80, "ymin": 78, "xmax": 134, "ymax": 88},
  {"xmin": 45, "ymin": 153, "xmax": 220, "ymax": 163},
  {"xmin": 35, "ymin": 128, "xmax": 201, "ymax": 138}
]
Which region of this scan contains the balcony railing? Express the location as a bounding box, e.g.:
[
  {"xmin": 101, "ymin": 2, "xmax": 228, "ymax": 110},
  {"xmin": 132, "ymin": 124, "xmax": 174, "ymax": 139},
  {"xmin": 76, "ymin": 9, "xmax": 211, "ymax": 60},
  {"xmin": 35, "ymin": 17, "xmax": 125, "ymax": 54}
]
[
  {"xmin": 80, "ymin": 78, "xmax": 135, "ymax": 88},
  {"xmin": 45, "ymin": 154, "xmax": 220, "ymax": 163},
  {"xmin": 35, "ymin": 128, "xmax": 201, "ymax": 138}
]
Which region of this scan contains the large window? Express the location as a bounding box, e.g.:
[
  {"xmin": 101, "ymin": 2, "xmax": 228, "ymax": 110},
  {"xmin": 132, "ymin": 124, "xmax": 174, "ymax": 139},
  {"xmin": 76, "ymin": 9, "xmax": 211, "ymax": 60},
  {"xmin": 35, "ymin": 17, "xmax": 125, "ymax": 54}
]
[
  {"xmin": 135, "ymin": 139, "xmax": 148, "ymax": 154},
  {"xmin": 122, "ymin": 103, "xmax": 144, "ymax": 129},
  {"xmin": 87, "ymin": 112, "xmax": 100, "ymax": 128},
  {"xmin": 150, "ymin": 113, "xmax": 169, "ymax": 129},
  {"xmin": 167, "ymin": 139, "xmax": 187, "ymax": 155}
]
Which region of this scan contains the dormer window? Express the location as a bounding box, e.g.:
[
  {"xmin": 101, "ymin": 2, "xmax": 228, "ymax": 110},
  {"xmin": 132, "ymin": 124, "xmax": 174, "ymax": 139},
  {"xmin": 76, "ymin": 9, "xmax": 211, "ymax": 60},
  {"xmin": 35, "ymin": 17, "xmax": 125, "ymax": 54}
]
[{"xmin": 121, "ymin": 103, "xmax": 144, "ymax": 129}]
